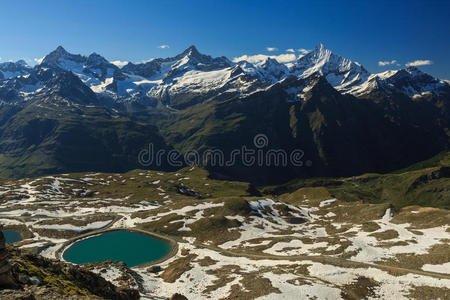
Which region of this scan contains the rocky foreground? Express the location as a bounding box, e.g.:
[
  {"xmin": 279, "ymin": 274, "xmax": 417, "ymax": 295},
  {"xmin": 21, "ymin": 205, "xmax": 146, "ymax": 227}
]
[{"xmin": 0, "ymin": 227, "xmax": 142, "ymax": 299}]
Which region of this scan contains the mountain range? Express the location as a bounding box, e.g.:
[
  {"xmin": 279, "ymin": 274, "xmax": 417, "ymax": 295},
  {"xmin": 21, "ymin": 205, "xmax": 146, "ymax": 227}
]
[{"xmin": 0, "ymin": 44, "xmax": 449, "ymax": 183}]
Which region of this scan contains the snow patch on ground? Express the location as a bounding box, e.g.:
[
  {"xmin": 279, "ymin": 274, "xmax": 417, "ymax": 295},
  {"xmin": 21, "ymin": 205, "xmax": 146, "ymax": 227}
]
[
  {"xmin": 33, "ymin": 220, "xmax": 112, "ymax": 232},
  {"xmin": 422, "ymin": 262, "xmax": 450, "ymax": 274}
]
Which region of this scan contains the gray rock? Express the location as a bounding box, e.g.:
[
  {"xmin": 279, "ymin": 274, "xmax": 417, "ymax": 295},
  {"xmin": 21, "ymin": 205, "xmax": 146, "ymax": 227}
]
[{"xmin": 17, "ymin": 273, "xmax": 29, "ymax": 284}]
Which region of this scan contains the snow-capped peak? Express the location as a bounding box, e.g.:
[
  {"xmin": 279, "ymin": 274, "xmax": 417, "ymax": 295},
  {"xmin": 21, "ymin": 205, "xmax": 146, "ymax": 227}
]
[
  {"xmin": 32, "ymin": 47, "xmax": 120, "ymax": 97},
  {"xmin": 311, "ymin": 42, "xmax": 328, "ymax": 59},
  {"xmin": 181, "ymin": 45, "xmax": 201, "ymax": 57},
  {"xmin": 40, "ymin": 47, "xmax": 115, "ymax": 73},
  {"xmin": 0, "ymin": 60, "xmax": 33, "ymax": 80},
  {"xmin": 288, "ymin": 45, "xmax": 448, "ymax": 97},
  {"xmin": 15, "ymin": 60, "xmax": 29, "ymax": 67},
  {"xmin": 2, "ymin": 44, "xmax": 448, "ymax": 106},
  {"xmin": 377, "ymin": 66, "xmax": 446, "ymax": 96},
  {"xmin": 86, "ymin": 52, "xmax": 110, "ymax": 66},
  {"xmin": 40, "ymin": 46, "xmax": 86, "ymax": 69},
  {"xmin": 245, "ymin": 57, "xmax": 289, "ymax": 83},
  {"xmin": 346, "ymin": 66, "xmax": 449, "ymax": 97},
  {"xmin": 290, "ymin": 43, "xmax": 370, "ymax": 92},
  {"xmin": 122, "ymin": 45, "xmax": 233, "ymax": 81},
  {"xmin": 169, "ymin": 45, "xmax": 232, "ymax": 74},
  {"xmin": 291, "ymin": 43, "xmax": 368, "ymax": 79}
]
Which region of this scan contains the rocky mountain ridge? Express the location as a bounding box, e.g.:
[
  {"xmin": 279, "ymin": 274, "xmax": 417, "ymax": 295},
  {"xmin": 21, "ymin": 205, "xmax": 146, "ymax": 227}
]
[{"xmin": 1, "ymin": 44, "xmax": 448, "ymax": 110}]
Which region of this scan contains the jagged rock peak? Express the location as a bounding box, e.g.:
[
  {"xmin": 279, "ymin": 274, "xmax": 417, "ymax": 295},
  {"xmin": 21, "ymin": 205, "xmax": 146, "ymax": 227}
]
[
  {"xmin": 86, "ymin": 52, "xmax": 110, "ymax": 66},
  {"xmin": 15, "ymin": 60, "xmax": 28, "ymax": 67},
  {"xmin": 182, "ymin": 45, "xmax": 201, "ymax": 56},
  {"xmin": 55, "ymin": 45, "xmax": 68, "ymax": 54},
  {"xmin": 41, "ymin": 46, "xmax": 85, "ymax": 67}
]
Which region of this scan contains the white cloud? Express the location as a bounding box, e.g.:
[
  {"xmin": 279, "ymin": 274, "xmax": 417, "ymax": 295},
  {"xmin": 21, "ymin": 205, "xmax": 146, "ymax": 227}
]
[
  {"xmin": 266, "ymin": 47, "xmax": 278, "ymax": 52},
  {"xmin": 286, "ymin": 48, "xmax": 295, "ymax": 53},
  {"xmin": 233, "ymin": 53, "xmax": 297, "ymax": 64},
  {"xmin": 111, "ymin": 60, "xmax": 129, "ymax": 68},
  {"xmin": 158, "ymin": 45, "xmax": 170, "ymax": 49},
  {"xmin": 378, "ymin": 60, "xmax": 397, "ymax": 66},
  {"xmin": 298, "ymin": 48, "xmax": 309, "ymax": 54},
  {"xmin": 233, "ymin": 54, "xmax": 269, "ymax": 63},
  {"xmin": 405, "ymin": 59, "xmax": 433, "ymax": 67},
  {"xmin": 274, "ymin": 53, "xmax": 298, "ymax": 63},
  {"xmin": 34, "ymin": 57, "xmax": 44, "ymax": 64}
]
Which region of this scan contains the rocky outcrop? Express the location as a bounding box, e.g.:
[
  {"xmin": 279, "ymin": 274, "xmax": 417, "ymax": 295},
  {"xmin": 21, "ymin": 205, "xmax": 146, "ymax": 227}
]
[
  {"xmin": 407, "ymin": 166, "xmax": 450, "ymax": 193},
  {"xmin": 0, "ymin": 237, "xmax": 140, "ymax": 299},
  {"xmin": 176, "ymin": 183, "xmax": 202, "ymax": 198},
  {"xmin": 0, "ymin": 226, "xmax": 17, "ymax": 288},
  {"xmin": 171, "ymin": 293, "xmax": 188, "ymax": 300}
]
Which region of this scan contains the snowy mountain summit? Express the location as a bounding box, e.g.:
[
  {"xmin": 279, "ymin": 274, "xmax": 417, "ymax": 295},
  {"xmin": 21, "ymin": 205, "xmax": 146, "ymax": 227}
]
[
  {"xmin": 291, "ymin": 43, "xmax": 370, "ymax": 93},
  {"xmin": 0, "ymin": 60, "xmax": 32, "ymax": 80}
]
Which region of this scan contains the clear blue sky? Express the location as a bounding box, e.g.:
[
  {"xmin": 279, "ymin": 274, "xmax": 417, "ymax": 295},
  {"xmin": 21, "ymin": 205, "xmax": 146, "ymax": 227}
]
[{"xmin": 1, "ymin": 0, "xmax": 449, "ymax": 79}]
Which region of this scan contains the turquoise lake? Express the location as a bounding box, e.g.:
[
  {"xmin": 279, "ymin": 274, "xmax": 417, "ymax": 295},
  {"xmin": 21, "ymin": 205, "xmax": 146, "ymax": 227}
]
[
  {"xmin": 3, "ymin": 229, "xmax": 23, "ymax": 244},
  {"xmin": 63, "ymin": 230, "xmax": 171, "ymax": 267}
]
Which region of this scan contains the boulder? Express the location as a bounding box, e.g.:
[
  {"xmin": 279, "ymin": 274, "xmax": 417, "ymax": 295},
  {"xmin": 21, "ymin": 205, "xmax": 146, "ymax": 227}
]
[{"xmin": 171, "ymin": 293, "xmax": 188, "ymax": 300}]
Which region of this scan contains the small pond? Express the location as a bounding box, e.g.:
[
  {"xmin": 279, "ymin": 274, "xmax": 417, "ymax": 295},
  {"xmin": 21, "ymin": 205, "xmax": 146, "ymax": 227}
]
[
  {"xmin": 3, "ymin": 229, "xmax": 23, "ymax": 244},
  {"xmin": 62, "ymin": 230, "xmax": 172, "ymax": 267}
]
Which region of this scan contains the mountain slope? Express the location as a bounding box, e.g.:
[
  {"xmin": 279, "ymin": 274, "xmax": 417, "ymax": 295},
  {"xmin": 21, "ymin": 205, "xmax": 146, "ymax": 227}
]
[
  {"xmin": 0, "ymin": 44, "xmax": 448, "ymax": 183},
  {"xmin": 0, "ymin": 87, "xmax": 172, "ymax": 178},
  {"xmin": 264, "ymin": 150, "xmax": 450, "ymax": 210},
  {"xmin": 158, "ymin": 74, "xmax": 449, "ymax": 183}
]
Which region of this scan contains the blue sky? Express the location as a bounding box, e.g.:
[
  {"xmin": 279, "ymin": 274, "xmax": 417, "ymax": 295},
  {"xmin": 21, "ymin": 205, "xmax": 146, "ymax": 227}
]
[{"xmin": 1, "ymin": 0, "xmax": 449, "ymax": 78}]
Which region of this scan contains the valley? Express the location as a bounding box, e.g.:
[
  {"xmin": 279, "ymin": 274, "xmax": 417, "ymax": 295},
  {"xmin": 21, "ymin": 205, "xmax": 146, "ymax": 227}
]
[{"xmin": 1, "ymin": 153, "xmax": 449, "ymax": 299}]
